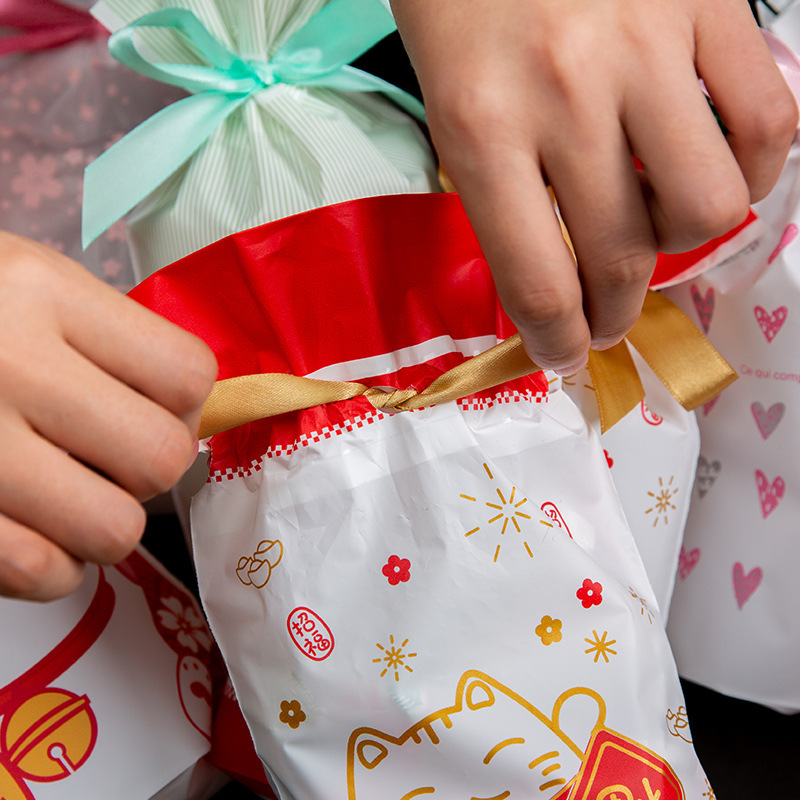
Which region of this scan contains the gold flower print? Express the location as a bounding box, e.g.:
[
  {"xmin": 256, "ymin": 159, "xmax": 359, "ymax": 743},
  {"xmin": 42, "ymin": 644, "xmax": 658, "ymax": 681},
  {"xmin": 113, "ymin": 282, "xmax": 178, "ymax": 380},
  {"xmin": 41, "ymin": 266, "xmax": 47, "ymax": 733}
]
[
  {"xmin": 279, "ymin": 699, "xmax": 306, "ymax": 730},
  {"xmin": 535, "ymin": 615, "xmax": 563, "ymax": 646}
]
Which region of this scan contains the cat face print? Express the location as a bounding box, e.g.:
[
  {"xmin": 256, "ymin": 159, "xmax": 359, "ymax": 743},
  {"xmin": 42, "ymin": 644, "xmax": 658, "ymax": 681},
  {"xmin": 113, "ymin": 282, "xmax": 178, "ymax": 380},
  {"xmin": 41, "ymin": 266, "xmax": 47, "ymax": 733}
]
[{"xmin": 346, "ymin": 671, "xmax": 604, "ymax": 800}]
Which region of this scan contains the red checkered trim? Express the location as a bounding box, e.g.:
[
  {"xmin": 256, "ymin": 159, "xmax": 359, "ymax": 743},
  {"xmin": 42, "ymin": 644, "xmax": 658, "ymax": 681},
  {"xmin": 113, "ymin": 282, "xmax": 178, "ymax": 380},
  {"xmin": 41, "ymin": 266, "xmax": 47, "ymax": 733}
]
[
  {"xmin": 457, "ymin": 388, "xmax": 547, "ymax": 411},
  {"xmin": 209, "ymin": 409, "xmax": 386, "ymax": 481},
  {"xmin": 208, "ymin": 389, "xmax": 548, "ymax": 481}
]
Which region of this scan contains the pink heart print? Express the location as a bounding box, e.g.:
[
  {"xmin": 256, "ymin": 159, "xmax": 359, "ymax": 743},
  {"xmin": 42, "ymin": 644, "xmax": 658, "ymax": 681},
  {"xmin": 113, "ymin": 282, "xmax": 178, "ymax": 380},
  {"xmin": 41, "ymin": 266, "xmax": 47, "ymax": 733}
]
[
  {"xmin": 753, "ymin": 305, "xmax": 788, "ymax": 343},
  {"xmin": 678, "ymin": 547, "xmax": 700, "ymax": 580},
  {"xmin": 690, "ymin": 285, "xmax": 715, "ymax": 333},
  {"xmin": 750, "ymin": 402, "xmax": 785, "ymax": 440},
  {"xmin": 732, "ymin": 562, "xmax": 763, "ymax": 609},
  {"xmin": 768, "ymin": 223, "xmax": 799, "ymax": 264},
  {"xmin": 755, "ymin": 469, "xmax": 785, "ymax": 519}
]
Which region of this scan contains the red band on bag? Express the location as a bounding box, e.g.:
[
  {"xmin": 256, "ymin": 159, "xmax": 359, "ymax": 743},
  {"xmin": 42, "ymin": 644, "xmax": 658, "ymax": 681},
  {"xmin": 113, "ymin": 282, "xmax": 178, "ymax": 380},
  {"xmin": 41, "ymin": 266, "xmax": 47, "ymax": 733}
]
[
  {"xmin": 650, "ymin": 209, "xmax": 759, "ymax": 288},
  {"xmin": 131, "ymin": 194, "xmax": 549, "ymax": 474}
]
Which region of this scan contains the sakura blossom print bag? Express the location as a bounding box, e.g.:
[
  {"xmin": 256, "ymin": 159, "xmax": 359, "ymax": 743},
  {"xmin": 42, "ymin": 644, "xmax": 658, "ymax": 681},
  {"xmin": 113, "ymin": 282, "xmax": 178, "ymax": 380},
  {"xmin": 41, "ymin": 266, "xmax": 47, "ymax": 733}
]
[
  {"xmin": 0, "ymin": 546, "xmax": 226, "ymax": 800},
  {"xmin": 132, "ymin": 194, "xmax": 718, "ymax": 800},
  {"xmin": 0, "ymin": 0, "xmax": 185, "ymax": 292}
]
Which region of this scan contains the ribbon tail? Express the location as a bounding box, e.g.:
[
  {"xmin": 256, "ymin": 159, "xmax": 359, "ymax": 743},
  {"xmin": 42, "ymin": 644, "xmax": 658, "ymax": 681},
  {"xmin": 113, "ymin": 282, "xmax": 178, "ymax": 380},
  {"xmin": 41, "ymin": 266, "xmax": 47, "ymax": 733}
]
[
  {"xmin": 82, "ymin": 92, "xmax": 247, "ymax": 248},
  {"xmin": 318, "ymin": 65, "xmax": 426, "ymax": 122},
  {"xmin": 625, "ymin": 291, "xmax": 737, "ymax": 411},
  {"xmin": 276, "ymin": 0, "xmax": 396, "ymax": 70},
  {"xmin": 588, "ymin": 344, "xmax": 645, "ymax": 434}
]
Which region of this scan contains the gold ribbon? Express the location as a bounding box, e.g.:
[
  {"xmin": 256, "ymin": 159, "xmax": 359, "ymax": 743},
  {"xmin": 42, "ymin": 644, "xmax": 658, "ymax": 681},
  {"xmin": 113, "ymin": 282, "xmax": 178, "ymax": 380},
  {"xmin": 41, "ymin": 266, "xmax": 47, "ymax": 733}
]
[{"xmin": 198, "ymin": 291, "xmax": 736, "ymax": 439}]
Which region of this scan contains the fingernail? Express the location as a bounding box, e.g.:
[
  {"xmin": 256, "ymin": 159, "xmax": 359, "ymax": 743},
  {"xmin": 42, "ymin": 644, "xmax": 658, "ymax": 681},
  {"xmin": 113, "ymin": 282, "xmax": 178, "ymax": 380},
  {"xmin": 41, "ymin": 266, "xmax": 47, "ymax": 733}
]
[{"xmin": 553, "ymin": 358, "xmax": 588, "ymax": 378}]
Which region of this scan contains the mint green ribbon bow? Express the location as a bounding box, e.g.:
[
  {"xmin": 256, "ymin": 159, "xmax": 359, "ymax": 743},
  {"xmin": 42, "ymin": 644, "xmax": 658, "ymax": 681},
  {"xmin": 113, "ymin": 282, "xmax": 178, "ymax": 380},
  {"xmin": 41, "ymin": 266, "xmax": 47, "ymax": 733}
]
[{"xmin": 82, "ymin": 0, "xmax": 426, "ymax": 248}]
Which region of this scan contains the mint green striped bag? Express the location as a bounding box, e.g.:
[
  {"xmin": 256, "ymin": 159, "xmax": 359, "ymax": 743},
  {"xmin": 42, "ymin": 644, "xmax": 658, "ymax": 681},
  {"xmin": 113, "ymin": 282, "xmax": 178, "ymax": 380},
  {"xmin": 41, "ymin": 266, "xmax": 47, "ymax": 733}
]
[{"xmin": 84, "ymin": 0, "xmax": 437, "ymax": 279}]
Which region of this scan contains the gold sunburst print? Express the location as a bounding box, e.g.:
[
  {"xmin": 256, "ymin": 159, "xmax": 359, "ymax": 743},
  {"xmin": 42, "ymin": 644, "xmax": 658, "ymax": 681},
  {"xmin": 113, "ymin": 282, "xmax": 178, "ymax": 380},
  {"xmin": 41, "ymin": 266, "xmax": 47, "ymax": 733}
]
[
  {"xmin": 645, "ymin": 475, "xmax": 678, "ymax": 527},
  {"xmin": 460, "ymin": 462, "xmax": 551, "ymax": 563}
]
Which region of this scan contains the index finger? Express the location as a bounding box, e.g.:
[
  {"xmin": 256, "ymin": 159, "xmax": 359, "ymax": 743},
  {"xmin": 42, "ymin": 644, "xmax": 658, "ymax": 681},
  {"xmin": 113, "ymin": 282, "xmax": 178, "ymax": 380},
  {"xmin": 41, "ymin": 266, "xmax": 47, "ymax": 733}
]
[
  {"xmin": 15, "ymin": 236, "xmax": 217, "ymax": 429},
  {"xmin": 444, "ymin": 148, "xmax": 592, "ymax": 374}
]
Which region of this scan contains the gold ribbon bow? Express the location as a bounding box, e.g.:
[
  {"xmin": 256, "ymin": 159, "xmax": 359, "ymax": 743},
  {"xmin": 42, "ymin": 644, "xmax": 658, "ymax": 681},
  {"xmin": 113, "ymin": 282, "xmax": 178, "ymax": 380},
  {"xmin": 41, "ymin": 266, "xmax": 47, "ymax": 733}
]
[{"xmin": 198, "ymin": 290, "xmax": 736, "ymax": 439}]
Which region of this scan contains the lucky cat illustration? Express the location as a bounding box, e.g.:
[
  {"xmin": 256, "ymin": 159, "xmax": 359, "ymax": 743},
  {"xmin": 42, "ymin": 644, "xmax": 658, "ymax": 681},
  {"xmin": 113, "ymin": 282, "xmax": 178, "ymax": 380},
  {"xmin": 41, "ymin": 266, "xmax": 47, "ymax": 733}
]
[{"xmin": 346, "ymin": 670, "xmax": 685, "ymax": 800}]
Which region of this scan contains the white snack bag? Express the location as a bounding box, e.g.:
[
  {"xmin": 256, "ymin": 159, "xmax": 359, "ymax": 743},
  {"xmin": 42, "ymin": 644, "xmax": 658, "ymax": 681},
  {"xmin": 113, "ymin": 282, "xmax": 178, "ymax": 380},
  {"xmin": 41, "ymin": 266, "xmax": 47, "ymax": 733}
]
[{"xmin": 132, "ymin": 194, "xmax": 715, "ymax": 800}]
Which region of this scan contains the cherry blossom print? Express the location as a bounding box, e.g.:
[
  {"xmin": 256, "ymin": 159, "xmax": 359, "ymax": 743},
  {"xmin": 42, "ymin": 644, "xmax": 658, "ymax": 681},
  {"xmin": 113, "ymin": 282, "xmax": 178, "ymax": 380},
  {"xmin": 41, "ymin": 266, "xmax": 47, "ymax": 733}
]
[
  {"xmin": 382, "ymin": 555, "xmax": 411, "ymax": 585},
  {"xmin": 39, "ymin": 238, "xmax": 65, "ymax": 253},
  {"xmin": 156, "ymin": 596, "xmax": 213, "ymax": 654},
  {"xmin": 27, "ymin": 98, "xmax": 42, "ymax": 115},
  {"xmin": 79, "ymin": 104, "xmax": 96, "ymax": 122},
  {"xmin": 105, "ymin": 219, "xmax": 127, "ymax": 242},
  {"xmin": 12, "ymin": 154, "xmax": 63, "ymax": 208},
  {"xmin": 102, "ymin": 259, "xmax": 123, "ymax": 280},
  {"xmin": 576, "ymin": 578, "xmax": 603, "ymax": 608},
  {"xmin": 63, "ymin": 148, "xmax": 86, "ymax": 167}
]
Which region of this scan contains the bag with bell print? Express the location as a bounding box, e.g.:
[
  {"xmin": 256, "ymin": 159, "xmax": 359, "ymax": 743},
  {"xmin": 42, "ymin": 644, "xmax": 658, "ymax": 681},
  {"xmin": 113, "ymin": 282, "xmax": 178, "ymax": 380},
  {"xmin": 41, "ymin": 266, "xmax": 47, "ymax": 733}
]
[
  {"xmin": 0, "ymin": 546, "xmax": 228, "ymax": 800},
  {"xmin": 131, "ymin": 193, "xmax": 718, "ymax": 800},
  {"xmin": 662, "ymin": 29, "xmax": 800, "ymax": 712}
]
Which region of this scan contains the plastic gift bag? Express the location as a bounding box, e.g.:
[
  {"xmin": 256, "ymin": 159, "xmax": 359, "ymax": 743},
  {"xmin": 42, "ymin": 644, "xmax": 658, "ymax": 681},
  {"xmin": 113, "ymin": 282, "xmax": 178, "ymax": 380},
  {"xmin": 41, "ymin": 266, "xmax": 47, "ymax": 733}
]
[
  {"xmin": 0, "ymin": 546, "xmax": 228, "ymax": 800},
  {"xmin": 557, "ymin": 205, "xmax": 763, "ymax": 618},
  {"xmin": 562, "ymin": 357, "xmax": 700, "ymax": 618},
  {"xmin": 130, "ymin": 193, "xmax": 726, "ymax": 800},
  {"xmin": 0, "ymin": 0, "xmax": 186, "ymax": 292},
  {"xmin": 83, "ymin": 0, "xmax": 437, "ymax": 279},
  {"xmin": 662, "ymin": 29, "xmax": 800, "ymax": 711}
]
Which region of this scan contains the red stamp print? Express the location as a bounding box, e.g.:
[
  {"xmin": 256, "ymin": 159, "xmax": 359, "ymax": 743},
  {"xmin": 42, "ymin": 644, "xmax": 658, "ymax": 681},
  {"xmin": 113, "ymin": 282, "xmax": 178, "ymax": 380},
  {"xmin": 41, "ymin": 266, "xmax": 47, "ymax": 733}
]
[{"xmin": 287, "ymin": 607, "xmax": 334, "ymax": 661}]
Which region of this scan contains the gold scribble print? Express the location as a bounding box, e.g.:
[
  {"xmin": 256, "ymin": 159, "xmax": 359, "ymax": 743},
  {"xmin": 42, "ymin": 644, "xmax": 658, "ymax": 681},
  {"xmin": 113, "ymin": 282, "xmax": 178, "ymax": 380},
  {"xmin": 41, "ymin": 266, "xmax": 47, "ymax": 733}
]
[
  {"xmin": 584, "ymin": 630, "xmax": 617, "ymax": 663},
  {"xmin": 373, "ymin": 635, "xmax": 417, "ymax": 682},
  {"xmin": 645, "ymin": 475, "xmax": 678, "ymax": 527},
  {"xmin": 460, "ymin": 462, "xmax": 550, "ymax": 562},
  {"xmin": 703, "ymin": 778, "xmax": 717, "ymax": 799},
  {"xmin": 628, "ymin": 587, "xmax": 655, "ymax": 624}
]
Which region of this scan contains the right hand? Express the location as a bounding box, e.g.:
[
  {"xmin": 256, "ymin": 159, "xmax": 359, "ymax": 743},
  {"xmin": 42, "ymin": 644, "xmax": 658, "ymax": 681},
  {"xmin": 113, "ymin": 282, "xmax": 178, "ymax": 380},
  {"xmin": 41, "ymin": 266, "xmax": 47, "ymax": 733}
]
[
  {"xmin": 0, "ymin": 232, "xmax": 217, "ymax": 601},
  {"xmin": 391, "ymin": 0, "xmax": 798, "ymax": 375}
]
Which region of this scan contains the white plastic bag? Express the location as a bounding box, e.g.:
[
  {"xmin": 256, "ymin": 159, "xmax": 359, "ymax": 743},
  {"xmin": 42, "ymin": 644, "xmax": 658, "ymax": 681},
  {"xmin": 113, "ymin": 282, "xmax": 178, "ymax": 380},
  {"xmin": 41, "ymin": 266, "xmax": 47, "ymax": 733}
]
[{"xmin": 133, "ymin": 194, "xmax": 713, "ymax": 800}]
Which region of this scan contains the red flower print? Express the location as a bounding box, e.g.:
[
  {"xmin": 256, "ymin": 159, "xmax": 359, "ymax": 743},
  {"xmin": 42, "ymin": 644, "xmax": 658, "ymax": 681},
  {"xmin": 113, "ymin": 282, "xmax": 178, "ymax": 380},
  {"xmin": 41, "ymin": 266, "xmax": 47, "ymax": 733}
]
[
  {"xmin": 382, "ymin": 555, "xmax": 411, "ymax": 585},
  {"xmin": 576, "ymin": 578, "xmax": 603, "ymax": 608}
]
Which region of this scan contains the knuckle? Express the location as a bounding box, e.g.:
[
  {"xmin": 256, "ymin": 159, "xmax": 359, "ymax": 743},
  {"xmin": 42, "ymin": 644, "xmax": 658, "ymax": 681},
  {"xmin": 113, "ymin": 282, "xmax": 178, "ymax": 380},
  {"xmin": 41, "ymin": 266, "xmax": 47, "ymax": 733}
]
[
  {"xmin": 0, "ymin": 543, "xmax": 53, "ymax": 598},
  {"xmin": 140, "ymin": 419, "xmax": 195, "ymax": 497},
  {"xmin": 680, "ymin": 182, "xmax": 750, "ymax": 244},
  {"xmin": 89, "ymin": 498, "xmax": 146, "ymax": 564},
  {"xmin": 173, "ymin": 338, "xmax": 218, "ymax": 411},
  {"xmin": 592, "ymin": 247, "xmax": 657, "ymax": 291},
  {"xmin": 507, "ymin": 283, "xmax": 583, "ymax": 330},
  {"xmin": 742, "ymin": 88, "xmax": 799, "ymax": 150},
  {"xmin": 431, "ymin": 86, "xmax": 511, "ymax": 152}
]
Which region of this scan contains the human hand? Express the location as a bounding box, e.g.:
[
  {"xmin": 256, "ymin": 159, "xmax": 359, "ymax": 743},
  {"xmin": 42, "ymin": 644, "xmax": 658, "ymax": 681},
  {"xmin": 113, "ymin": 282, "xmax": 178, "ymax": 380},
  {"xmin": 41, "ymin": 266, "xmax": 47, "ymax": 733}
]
[
  {"xmin": 391, "ymin": 0, "xmax": 798, "ymax": 373},
  {"xmin": 0, "ymin": 233, "xmax": 217, "ymax": 601}
]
